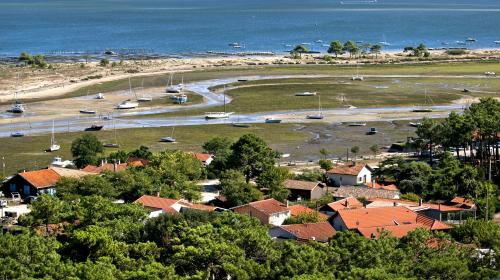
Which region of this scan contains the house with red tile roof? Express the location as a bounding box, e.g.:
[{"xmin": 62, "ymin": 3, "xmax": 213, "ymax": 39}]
[
  {"xmin": 326, "ymin": 162, "xmax": 373, "ymax": 186},
  {"xmin": 284, "ymin": 179, "xmax": 326, "ymax": 200},
  {"xmin": 269, "ymin": 222, "xmax": 336, "ymax": 242},
  {"xmin": 232, "ymin": 198, "xmax": 291, "ymax": 226},
  {"xmin": 320, "ymin": 197, "xmax": 364, "ymax": 215},
  {"xmin": 364, "ymin": 181, "xmax": 399, "ymax": 191},
  {"xmin": 134, "ymin": 195, "xmax": 217, "ymax": 218},
  {"xmin": 192, "ymin": 153, "xmax": 214, "ymax": 166},
  {"xmin": 449, "ymin": 197, "xmax": 476, "ymax": 210},
  {"xmin": 331, "ymin": 206, "xmax": 452, "ymax": 239},
  {"xmin": 288, "ymin": 204, "xmax": 329, "ymax": 221},
  {"xmin": 333, "ymin": 185, "xmax": 400, "ymax": 200},
  {"xmin": 2, "ymin": 167, "xmax": 94, "ymax": 198},
  {"xmin": 366, "ymin": 198, "xmax": 475, "ymax": 224},
  {"xmin": 82, "ymin": 159, "xmax": 146, "ymax": 173}
]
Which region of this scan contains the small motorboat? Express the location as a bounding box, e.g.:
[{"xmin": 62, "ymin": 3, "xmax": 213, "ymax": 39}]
[
  {"xmin": 137, "ymin": 96, "xmax": 153, "ymax": 102},
  {"xmin": 352, "ymin": 75, "xmax": 364, "ymax": 81},
  {"xmin": 116, "ymin": 100, "xmax": 139, "ymax": 109},
  {"xmin": 160, "ymin": 136, "xmax": 176, "ymax": 143},
  {"xmin": 484, "ymin": 72, "xmax": 496, "ymax": 76},
  {"xmin": 306, "ymin": 114, "xmax": 324, "ymax": 120},
  {"xmin": 348, "ymin": 123, "xmax": 366, "ymax": 127},
  {"xmin": 84, "ymin": 125, "xmax": 104, "ymax": 131},
  {"xmin": 80, "ymin": 109, "xmax": 96, "ymax": 114},
  {"xmin": 95, "ymin": 93, "xmax": 104, "ymax": 99},
  {"xmin": 462, "ymin": 88, "xmax": 470, "ymax": 93},
  {"xmin": 412, "ymin": 108, "xmax": 433, "ymax": 113},
  {"xmin": 237, "ymin": 79, "xmax": 249, "ymax": 82},
  {"xmin": 265, "ymin": 118, "xmax": 282, "ymax": 124},
  {"xmin": 409, "ymin": 122, "xmax": 421, "ymax": 127},
  {"xmin": 295, "ymin": 92, "xmax": 317, "ymax": 96},
  {"xmin": 232, "ymin": 123, "xmax": 251, "ymax": 128},
  {"xmin": 10, "ymin": 131, "xmax": 24, "ymax": 137},
  {"xmin": 367, "ymin": 127, "xmax": 378, "ymax": 135},
  {"xmin": 465, "ymin": 37, "xmax": 476, "ymax": 42},
  {"xmin": 103, "ymin": 143, "xmax": 120, "ymax": 148},
  {"xmin": 205, "ymin": 112, "xmax": 231, "ymax": 119},
  {"xmin": 171, "ymin": 94, "xmax": 188, "ymax": 104}
]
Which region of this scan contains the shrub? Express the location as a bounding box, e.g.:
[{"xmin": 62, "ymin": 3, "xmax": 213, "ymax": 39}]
[
  {"xmin": 99, "ymin": 58, "xmax": 110, "ymax": 67},
  {"xmin": 445, "ymin": 49, "xmax": 468, "ymax": 56}
]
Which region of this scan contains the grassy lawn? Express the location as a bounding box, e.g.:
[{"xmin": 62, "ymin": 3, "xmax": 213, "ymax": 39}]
[
  {"xmin": 133, "ymin": 76, "xmax": 499, "ymax": 118},
  {"xmin": 0, "ymin": 123, "xmax": 307, "ymax": 175}
]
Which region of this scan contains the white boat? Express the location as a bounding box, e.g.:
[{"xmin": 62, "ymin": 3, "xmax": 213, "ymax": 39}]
[
  {"xmin": 116, "ymin": 100, "xmax": 139, "ymax": 109},
  {"xmin": 51, "ymin": 157, "xmax": 73, "ymax": 168},
  {"xmin": 295, "ymin": 91, "xmax": 317, "ymax": 96},
  {"xmin": 352, "ymin": 63, "xmax": 364, "ymax": 81},
  {"xmin": 348, "ymin": 123, "xmax": 366, "ymax": 127},
  {"xmin": 160, "ymin": 125, "xmax": 176, "ymax": 143},
  {"xmin": 171, "ymin": 94, "xmax": 188, "ymax": 104},
  {"xmin": 306, "ymin": 95, "xmax": 324, "ymax": 119},
  {"xmin": 95, "ymin": 92, "xmax": 104, "ymax": 99},
  {"xmin": 465, "ymin": 37, "xmax": 476, "ymax": 42},
  {"xmin": 367, "ymin": 127, "xmax": 378, "ymax": 135},
  {"xmin": 166, "ymin": 74, "xmax": 184, "ymax": 93},
  {"xmin": 79, "ymin": 109, "xmax": 96, "ymax": 114},
  {"xmin": 484, "ymin": 72, "xmax": 496, "ymax": 76},
  {"xmin": 10, "ymin": 101, "xmax": 24, "ymax": 113},
  {"xmin": 48, "ymin": 120, "xmax": 60, "ymax": 152},
  {"xmin": 206, "ymin": 86, "xmax": 231, "ymax": 119},
  {"xmin": 495, "ymin": 41, "xmax": 500, "ymax": 44},
  {"xmin": 137, "ymin": 96, "xmax": 153, "ymax": 102},
  {"xmin": 10, "ymin": 131, "xmax": 24, "ymax": 137},
  {"xmin": 409, "ymin": 122, "xmax": 421, "ymax": 127}
]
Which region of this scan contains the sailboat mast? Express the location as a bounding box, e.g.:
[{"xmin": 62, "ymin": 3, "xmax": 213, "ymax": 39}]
[{"xmin": 223, "ymin": 86, "xmax": 226, "ymax": 114}]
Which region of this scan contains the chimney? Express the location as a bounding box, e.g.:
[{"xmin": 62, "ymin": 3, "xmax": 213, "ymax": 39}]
[
  {"xmin": 101, "ymin": 159, "xmax": 104, "ymax": 166},
  {"xmin": 118, "ymin": 159, "xmax": 121, "ymax": 164},
  {"xmin": 419, "ymin": 199, "xmax": 423, "ymax": 206},
  {"xmin": 393, "ymin": 202, "xmax": 397, "ymax": 207},
  {"xmin": 345, "ymin": 200, "xmax": 349, "ymax": 208},
  {"xmin": 286, "ymin": 200, "xmax": 289, "ymax": 208},
  {"xmin": 371, "ymin": 178, "xmax": 376, "ymax": 188},
  {"xmin": 113, "ymin": 162, "xmax": 117, "ymax": 172}
]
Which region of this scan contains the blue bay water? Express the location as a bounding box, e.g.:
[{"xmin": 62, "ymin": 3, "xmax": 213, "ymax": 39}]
[{"xmin": 0, "ymin": 0, "xmax": 499, "ymax": 56}]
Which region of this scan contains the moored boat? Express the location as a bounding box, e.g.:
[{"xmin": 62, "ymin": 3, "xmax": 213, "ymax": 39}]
[
  {"xmin": 84, "ymin": 125, "xmax": 103, "ymax": 131},
  {"xmin": 80, "ymin": 109, "xmax": 96, "ymax": 114},
  {"xmin": 265, "ymin": 118, "xmax": 282, "ymax": 123},
  {"xmin": 10, "ymin": 131, "xmax": 24, "ymax": 137},
  {"xmin": 116, "ymin": 100, "xmax": 139, "ymax": 109},
  {"xmin": 295, "ymin": 92, "xmax": 317, "ymax": 96},
  {"xmin": 348, "ymin": 123, "xmax": 366, "ymax": 127}
]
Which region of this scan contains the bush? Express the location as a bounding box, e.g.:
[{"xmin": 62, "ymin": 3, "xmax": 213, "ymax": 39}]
[
  {"xmin": 99, "ymin": 58, "xmax": 110, "ymax": 67},
  {"xmin": 319, "ymin": 159, "xmax": 333, "ymax": 171},
  {"xmin": 400, "ymin": 193, "xmax": 420, "ymax": 202},
  {"xmin": 111, "ymin": 61, "xmax": 118, "ymax": 67},
  {"xmin": 445, "ymin": 49, "xmax": 468, "ymax": 56}
]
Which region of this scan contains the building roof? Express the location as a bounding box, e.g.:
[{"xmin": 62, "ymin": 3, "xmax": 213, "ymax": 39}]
[
  {"xmin": 327, "ymin": 162, "xmax": 369, "ymax": 176},
  {"xmin": 49, "ymin": 167, "xmax": 95, "ymax": 178},
  {"xmin": 233, "ymin": 198, "xmax": 289, "ymax": 216},
  {"xmin": 182, "ymin": 202, "xmax": 217, "ymax": 212},
  {"xmin": 357, "ymin": 224, "xmax": 426, "ymax": 239},
  {"xmin": 366, "ymin": 198, "xmax": 464, "ymax": 212},
  {"xmin": 365, "ymin": 181, "xmax": 399, "ymax": 191},
  {"xmin": 193, "ymin": 153, "xmax": 213, "ymax": 162},
  {"xmin": 450, "ymin": 197, "xmax": 476, "ymax": 209},
  {"xmin": 334, "ymin": 206, "xmax": 451, "ymax": 238},
  {"xmin": 334, "ymin": 186, "xmax": 400, "ymax": 200},
  {"xmin": 326, "ymin": 197, "xmax": 364, "ymax": 212},
  {"xmin": 82, "ymin": 163, "xmax": 130, "ymax": 173},
  {"xmin": 288, "ymin": 204, "xmax": 328, "ymax": 220},
  {"xmin": 279, "ymin": 222, "xmax": 336, "ymax": 242},
  {"xmin": 284, "ymin": 179, "xmax": 321, "ymax": 191},
  {"xmin": 134, "ymin": 195, "xmax": 180, "ymax": 213},
  {"xmin": 18, "ymin": 168, "xmax": 61, "ymax": 189}
]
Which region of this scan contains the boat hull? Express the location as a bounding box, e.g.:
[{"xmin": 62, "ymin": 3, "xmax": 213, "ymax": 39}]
[
  {"xmin": 306, "ymin": 115, "xmax": 324, "ymax": 120},
  {"xmin": 160, "ymin": 137, "xmax": 176, "ymax": 142},
  {"xmin": 84, "ymin": 125, "xmax": 104, "ymax": 131},
  {"xmin": 265, "ymin": 119, "xmax": 282, "ymax": 123}
]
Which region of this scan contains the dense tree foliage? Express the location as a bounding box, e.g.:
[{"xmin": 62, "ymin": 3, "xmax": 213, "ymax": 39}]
[
  {"xmin": 71, "ymin": 134, "xmax": 104, "ymax": 168},
  {"xmin": 219, "ymin": 169, "xmax": 262, "ymax": 207}
]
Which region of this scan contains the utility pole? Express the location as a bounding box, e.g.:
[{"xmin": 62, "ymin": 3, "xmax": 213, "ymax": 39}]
[{"xmin": 1, "ymin": 156, "xmax": 4, "ymax": 178}]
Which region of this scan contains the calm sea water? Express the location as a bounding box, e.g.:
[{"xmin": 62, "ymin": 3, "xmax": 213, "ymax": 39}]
[{"xmin": 0, "ymin": 0, "xmax": 499, "ymax": 56}]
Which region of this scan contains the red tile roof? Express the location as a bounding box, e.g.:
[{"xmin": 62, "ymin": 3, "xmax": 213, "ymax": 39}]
[
  {"xmin": 234, "ymin": 199, "xmax": 289, "ymax": 215},
  {"xmin": 82, "ymin": 163, "xmax": 130, "ymax": 173},
  {"xmin": 280, "ymin": 222, "xmax": 336, "ymax": 242},
  {"xmin": 367, "ymin": 198, "xmax": 463, "ymax": 212},
  {"xmin": 288, "ymin": 204, "xmax": 328, "ymax": 220},
  {"xmin": 335, "ymin": 206, "xmax": 451, "ymax": 239},
  {"xmin": 365, "ymin": 181, "xmax": 399, "ymax": 191},
  {"xmin": 327, "ymin": 197, "xmax": 364, "ymax": 212},
  {"xmin": 18, "ymin": 169, "xmax": 61, "ymax": 189},
  {"xmin": 334, "ymin": 186, "xmax": 400, "ymax": 200},
  {"xmin": 327, "ymin": 162, "xmax": 368, "ymax": 176},
  {"xmin": 193, "ymin": 153, "xmax": 213, "ymax": 162},
  {"xmin": 134, "ymin": 195, "xmax": 180, "ymax": 213},
  {"xmin": 450, "ymin": 197, "xmax": 476, "ymax": 208},
  {"xmin": 284, "ymin": 179, "xmax": 322, "ymax": 191},
  {"xmin": 357, "ymin": 224, "xmax": 426, "ymax": 239}
]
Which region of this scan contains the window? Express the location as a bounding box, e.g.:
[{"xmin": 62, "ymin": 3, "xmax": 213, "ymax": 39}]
[
  {"xmin": 9, "ymin": 183, "xmax": 16, "ymax": 192},
  {"xmin": 358, "ymin": 177, "xmax": 362, "ymax": 182},
  {"xmin": 363, "ymin": 175, "xmax": 367, "ymax": 183},
  {"xmin": 23, "ymin": 185, "xmax": 30, "ymax": 195}
]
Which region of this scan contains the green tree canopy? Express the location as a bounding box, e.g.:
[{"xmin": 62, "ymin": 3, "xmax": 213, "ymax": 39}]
[
  {"xmin": 220, "ymin": 169, "xmax": 262, "ymax": 207},
  {"xmin": 327, "ymin": 40, "xmax": 344, "ymax": 57},
  {"xmin": 71, "ymin": 134, "xmax": 104, "ymax": 168}
]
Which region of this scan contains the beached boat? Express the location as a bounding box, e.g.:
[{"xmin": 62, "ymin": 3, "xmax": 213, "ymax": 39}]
[
  {"xmin": 484, "ymin": 72, "xmax": 496, "ymax": 76},
  {"xmin": 367, "ymin": 127, "xmax": 378, "ymax": 135},
  {"xmin": 80, "ymin": 109, "xmax": 96, "ymax": 114},
  {"xmin": 116, "ymin": 100, "xmax": 139, "ymax": 109},
  {"xmin": 160, "ymin": 136, "xmax": 176, "ymax": 142},
  {"xmin": 348, "ymin": 123, "xmax": 366, "ymax": 127},
  {"xmin": 306, "ymin": 95, "xmax": 324, "ymax": 120},
  {"xmin": 171, "ymin": 94, "xmax": 188, "ymax": 104},
  {"xmin": 84, "ymin": 125, "xmax": 103, "ymax": 131},
  {"xmin": 166, "ymin": 74, "xmax": 184, "ymax": 93},
  {"xmin": 409, "ymin": 122, "xmax": 421, "ymax": 127},
  {"xmin": 232, "ymin": 123, "xmax": 251, "ymax": 128},
  {"xmin": 465, "ymin": 37, "xmax": 476, "ymax": 42},
  {"xmin": 295, "ymin": 92, "xmax": 317, "ymax": 96},
  {"xmin": 352, "ymin": 63, "xmax": 364, "ymax": 81},
  {"xmin": 103, "ymin": 121, "xmax": 120, "ymax": 148},
  {"xmin": 95, "ymin": 92, "xmax": 104, "ymax": 99},
  {"xmin": 10, "ymin": 100, "xmax": 25, "ymax": 113},
  {"xmin": 206, "ymin": 87, "xmax": 231, "ymax": 119},
  {"xmin": 137, "ymin": 96, "xmax": 153, "ymax": 102},
  {"xmin": 11, "ymin": 131, "xmax": 24, "ymax": 137},
  {"xmin": 265, "ymin": 118, "xmax": 282, "ymax": 124},
  {"xmin": 48, "ymin": 120, "xmax": 60, "ymax": 152},
  {"xmin": 411, "ymin": 89, "xmax": 433, "ymax": 113}
]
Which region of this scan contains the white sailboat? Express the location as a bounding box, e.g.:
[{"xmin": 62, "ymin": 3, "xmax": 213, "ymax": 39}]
[
  {"xmin": 378, "ymin": 35, "xmax": 391, "ymax": 46},
  {"xmin": 160, "ymin": 123, "xmax": 176, "ymax": 143},
  {"xmin": 104, "ymin": 120, "xmax": 120, "ymax": 148},
  {"xmin": 137, "ymin": 79, "xmax": 153, "ymax": 102},
  {"xmin": 352, "ymin": 63, "xmax": 364, "ymax": 81},
  {"xmin": 117, "ymin": 77, "xmax": 139, "ymax": 109},
  {"xmin": 306, "ymin": 95, "xmax": 324, "ymax": 119},
  {"xmin": 9, "ymin": 75, "xmax": 25, "ymax": 113},
  {"xmin": 48, "ymin": 120, "xmax": 60, "ymax": 152},
  {"xmin": 166, "ymin": 74, "xmax": 184, "ymax": 93},
  {"xmin": 95, "ymin": 92, "xmax": 105, "ymax": 99},
  {"xmin": 412, "ymin": 89, "xmax": 433, "ymax": 112},
  {"xmin": 205, "ymin": 86, "xmax": 231, "ymax": 119}
]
